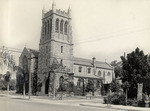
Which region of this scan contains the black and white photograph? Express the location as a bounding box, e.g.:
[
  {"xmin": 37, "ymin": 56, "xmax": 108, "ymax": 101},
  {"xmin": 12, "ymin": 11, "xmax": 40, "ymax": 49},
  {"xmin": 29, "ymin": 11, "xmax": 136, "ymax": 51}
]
[{"xmin": 0, "ymin": 0, "xmax": 150, "ymax": 111}]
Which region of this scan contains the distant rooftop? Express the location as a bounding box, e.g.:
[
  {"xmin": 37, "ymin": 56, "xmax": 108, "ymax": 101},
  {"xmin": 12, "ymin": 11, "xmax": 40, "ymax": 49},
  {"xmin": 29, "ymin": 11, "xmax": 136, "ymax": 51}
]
[
  {"xmin": 73, "ymin": 57, "xmax": 113, "ymax": 70},
  {"xmin": 26, "ymin": 48, "xmax": 39, "ymax": 57}
]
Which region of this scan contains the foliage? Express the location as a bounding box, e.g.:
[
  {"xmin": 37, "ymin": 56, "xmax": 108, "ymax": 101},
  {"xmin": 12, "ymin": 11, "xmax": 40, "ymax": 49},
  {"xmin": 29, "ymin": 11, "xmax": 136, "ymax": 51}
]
[
  {"xmin": 142, "ymin": 76, "xmax": 150, "ymax": 95},
  {"xmin": 57, "ymin": 83, "xmax": 66, "ymax": 92},
  {"xmin": 120, "ymin": 47, "xmax": 150, "ymax": 98},
  {"xmin": 0, "ymin": 46, "xmax": 16, "ymax": 70},
  {"xmin": 32, "ymin": 71, "xmax": 37, "ymax": 95},
  {"xmin": 138, "ymin": 99, "xmax": 145, "ymax": 107},
  {"xmin": 107, "ymin": 93, "xmax": 126, "ymax": 105},
  {"xmin": 127, "ymin": 99, "xmax": 137, "ymax": 106},
  {"xmin": 16, "ymin": 67, "xmax": 24, "ymax": 93},
  {"xmin": 0, "ymin": 79, "xmax": 16, "ymax": 90},
  {"xmin": 103, "ymin": 96, "xmax": 108, "ymax": 104},
  {"xmin": 85, "ymin": 79, "xmax": 94, "ymax": 93},
  {"xmin": 110, "ymin": 79, "xmax": 121, "ymax": 93}
]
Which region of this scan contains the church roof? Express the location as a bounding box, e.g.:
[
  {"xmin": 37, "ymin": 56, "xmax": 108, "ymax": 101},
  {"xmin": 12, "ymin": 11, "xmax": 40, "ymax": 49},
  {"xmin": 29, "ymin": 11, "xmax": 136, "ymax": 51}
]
[
  {"xmin": 26, "ymin": 48, "xmax": 39, "ymax": 57},
  {"xmin": 73, "ymin": 57, "xmax": 112, "ymax": 70},
  {"xmin": 74, "ymin": 74, "xmax": 103, "ymax": 79}
]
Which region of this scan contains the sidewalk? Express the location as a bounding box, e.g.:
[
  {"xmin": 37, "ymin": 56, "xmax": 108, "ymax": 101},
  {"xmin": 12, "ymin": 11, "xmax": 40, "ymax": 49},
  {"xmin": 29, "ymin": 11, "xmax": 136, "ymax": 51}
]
[{"xmin": 1, "ymin": 93, "xmax": 149, "ymax": 111}]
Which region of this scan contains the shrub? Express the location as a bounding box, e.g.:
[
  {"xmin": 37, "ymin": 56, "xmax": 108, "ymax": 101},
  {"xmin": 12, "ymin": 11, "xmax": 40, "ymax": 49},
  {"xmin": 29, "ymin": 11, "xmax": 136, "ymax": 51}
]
[
  {"xmin": 118, "ymin": 94, "xmax": 126, "ymax": 105},
  {"xmin": 127, "ymin": 99, "xmax": 137, "ymax": 106},
  {"xmin": 104, "ymin": 93, "xmax": 126, "ymax": 105},
  {"xmin": 138, "ymin": 99, "xmax": 145, "ymax": 107},
  {"xmin": 103, "ymin": 96, "xmax": 108, "ymax": 104}
]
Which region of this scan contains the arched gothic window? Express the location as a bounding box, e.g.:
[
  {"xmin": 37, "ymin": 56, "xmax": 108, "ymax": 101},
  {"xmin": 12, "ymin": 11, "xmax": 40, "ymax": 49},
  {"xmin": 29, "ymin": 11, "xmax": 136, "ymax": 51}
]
[
  {"xmin": 60, "ymin": 20, "xmax": 64, "ymax": 34},
  {"xmin": 47, "ymin": 20, "xmax": 49, "ymax": 34},
  {"xmin": 45, "ymin": 22, "xmax": 47, "ymax": 35},
  {"xmin": 64, "ymin": 21, "xmax": 68, "ymax": 35},
  {"xmin": 55, "ymin": 19, "xmax": 59, "ymax": 32},
  {"xmin": 98, "ymin": 71, "xmax": 101, "ymax": 76},
  {"xmin": 49, "ymin": 19, "xmax": 52, "ymax": 37}
]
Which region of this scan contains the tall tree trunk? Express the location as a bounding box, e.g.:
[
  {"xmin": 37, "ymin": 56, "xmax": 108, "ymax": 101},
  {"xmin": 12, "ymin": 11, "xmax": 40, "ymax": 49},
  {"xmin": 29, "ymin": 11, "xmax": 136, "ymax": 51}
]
[
  {"xmin": 7, "ymin": 82, "xmax": 9, "ymax": 95},
  {"xmin": 23, "ymin": 83, "xmax": 25, "ymax": 97},
  {"xmin": 126, "ymin": 89, "xmax": 128, "ymax": 105},
  {"xmin": 29, "ymin": 72, "xmax": 31, "ymax": 99}
]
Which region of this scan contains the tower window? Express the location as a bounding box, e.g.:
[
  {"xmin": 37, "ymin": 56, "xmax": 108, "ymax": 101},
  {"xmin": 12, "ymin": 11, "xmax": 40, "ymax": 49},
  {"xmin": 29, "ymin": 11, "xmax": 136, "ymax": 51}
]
[
  {"xmin": 64, "ymin": 21, "xmax": 68, "ymax": 35},
  {"xmin": 47, "ymin": 20, "xmax": 49, "ymax": 34},
  {"xmin": 60, "ymin": 59, "xmax": 63, "ymax": 66},
  {"xmin": 78, "ymin": 66, "xmax": 82, "ymax": 73},
  {"xmin": 45, "ymin": 22, "xmax": 47, "ymax": 35},
  {"xmin": 46, "ymin": 46, "xmax": 48, "ymax": 53},
  {"xmin": 60, "ymin": 20, "xmax": 64, "ymax": 34},
  {"xmin": 55, "ymin": 19, "xmax": 59, "ymax": 32},
  {"xmin": 50, "ymin": 19, "xmax": 52, "ymax": 38},
  {"xmin": 61, "ymin": 46, "xmax": 63, "ymax": 53}
]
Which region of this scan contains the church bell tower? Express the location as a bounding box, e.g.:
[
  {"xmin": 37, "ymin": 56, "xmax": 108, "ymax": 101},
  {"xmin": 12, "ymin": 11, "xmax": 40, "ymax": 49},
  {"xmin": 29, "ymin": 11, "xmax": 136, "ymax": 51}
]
[{"xmin": 38, "ymin": 2, "xmax": 73, "ymax": 78}]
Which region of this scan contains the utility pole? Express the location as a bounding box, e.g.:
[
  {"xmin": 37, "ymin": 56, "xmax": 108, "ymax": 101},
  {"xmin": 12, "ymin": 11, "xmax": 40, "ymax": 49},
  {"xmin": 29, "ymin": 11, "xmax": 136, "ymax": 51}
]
[{"xmin": 28, "ymin": 57, "xmax": 32, "ymax": 100}]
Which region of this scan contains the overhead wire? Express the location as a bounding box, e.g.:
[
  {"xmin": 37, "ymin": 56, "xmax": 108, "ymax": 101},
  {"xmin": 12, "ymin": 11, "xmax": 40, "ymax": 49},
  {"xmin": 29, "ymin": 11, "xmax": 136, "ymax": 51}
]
[{"xmin": 1, "ymin": 26, "xmax": 150, "ymax": 52}]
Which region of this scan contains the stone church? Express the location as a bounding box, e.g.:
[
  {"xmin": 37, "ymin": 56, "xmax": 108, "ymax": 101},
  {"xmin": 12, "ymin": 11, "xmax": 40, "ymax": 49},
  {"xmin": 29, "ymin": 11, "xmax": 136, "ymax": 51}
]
[{"xmin": 16, "ymin": 2, "xmax": 113, "ymax": 96}]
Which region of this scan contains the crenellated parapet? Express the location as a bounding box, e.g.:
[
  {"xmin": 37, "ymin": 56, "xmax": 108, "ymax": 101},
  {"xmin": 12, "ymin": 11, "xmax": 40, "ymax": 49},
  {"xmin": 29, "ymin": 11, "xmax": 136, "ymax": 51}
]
[
  {"xmin": 43, "ymin": 9, "xmax": 70, "ymax": 19},
  {"xmin": 56, "ymin": 9, "xmax": 70, "ymax": 18}
]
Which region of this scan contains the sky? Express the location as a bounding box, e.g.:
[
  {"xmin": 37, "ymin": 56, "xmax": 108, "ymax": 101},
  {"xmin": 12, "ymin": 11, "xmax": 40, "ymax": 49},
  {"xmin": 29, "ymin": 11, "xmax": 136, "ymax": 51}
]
[{"xmin": 1, "ymin": 0, "xmax": 150, "ymax": 70}]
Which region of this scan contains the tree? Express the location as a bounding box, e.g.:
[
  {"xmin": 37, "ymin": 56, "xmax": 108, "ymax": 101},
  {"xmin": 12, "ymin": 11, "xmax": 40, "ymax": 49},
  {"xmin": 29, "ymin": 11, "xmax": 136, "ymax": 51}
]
[
  {"xmin": 122, "ymin": 81, "xmax": 130, "ymax": 105},
  {"xmin": 120, "ymin": 47, "xmax": 150, "ymax": 98},
  {"xmin": 4, "ymin": 71, "xmax": 11, "ymax": 95},
  {"xmin": 85, "ymin": 79, "xmax": 95, "ymax": 95},
  {"xmin": 0, "ymin": 46, "xmax": 16, "ymax": 70},
  {"xmin": 0, "ymin": 46, "xmax": 16, "ymax": 95},
  {"xmin": 16, "ymin": 66, "xmax": 25, "ymax": 95},
  {"xmin": 110, "ymin": 79, "xmax": 121, "ymax": 93}
]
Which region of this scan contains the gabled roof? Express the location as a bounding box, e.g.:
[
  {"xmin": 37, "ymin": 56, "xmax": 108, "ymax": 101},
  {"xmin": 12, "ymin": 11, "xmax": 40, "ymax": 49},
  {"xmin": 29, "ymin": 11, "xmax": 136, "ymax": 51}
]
[
  {"xmin": 26, "ymin": 48, "xmax": 39, "ymax": 57},
  {"xmin": 73, "ymin": 57, "xmax": 112, "ymax": 70}
]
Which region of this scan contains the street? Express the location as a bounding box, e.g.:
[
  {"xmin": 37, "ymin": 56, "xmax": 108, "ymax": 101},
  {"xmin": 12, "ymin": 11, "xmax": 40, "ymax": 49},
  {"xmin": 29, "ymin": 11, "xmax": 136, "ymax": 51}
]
[{"xmin": 0, "ymin": 96, "xmax": 124, "ymax": 111}]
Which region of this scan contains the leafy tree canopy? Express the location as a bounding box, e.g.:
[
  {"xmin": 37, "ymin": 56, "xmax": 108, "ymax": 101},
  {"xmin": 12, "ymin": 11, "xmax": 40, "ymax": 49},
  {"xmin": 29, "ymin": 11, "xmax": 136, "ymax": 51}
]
[
  {"xmin": 110, "ymin": 79, "xmax": 121, "ymax": 93},
  {"xmin": 120, "ymin": 47, "xmax": 150, "ymax": 98}
]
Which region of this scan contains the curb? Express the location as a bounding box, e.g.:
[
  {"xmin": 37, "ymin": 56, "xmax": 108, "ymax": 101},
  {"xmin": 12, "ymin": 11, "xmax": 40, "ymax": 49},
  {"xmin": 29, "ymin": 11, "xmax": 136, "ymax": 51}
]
[
  {"xmin": 80, "ymin": 104, "xmax": 127, "ymax": 111},
  {"xmin": 80, "ymin": 104, "xmax": 148, "ymax": 111}
]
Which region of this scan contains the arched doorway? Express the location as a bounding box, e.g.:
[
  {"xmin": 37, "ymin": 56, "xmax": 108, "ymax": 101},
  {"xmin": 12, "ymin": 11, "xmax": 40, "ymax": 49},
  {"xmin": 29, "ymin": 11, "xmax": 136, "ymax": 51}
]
[{"xmin": 45, "ymin": 78, "xmax": 49, "ymax": 94}]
